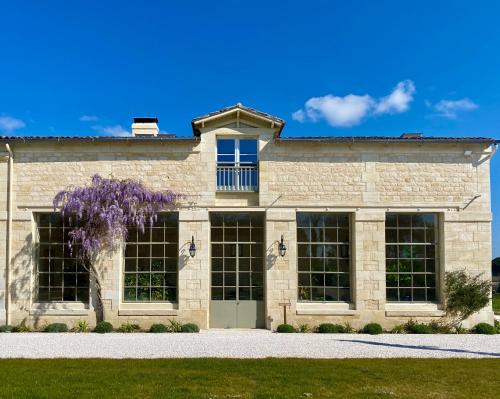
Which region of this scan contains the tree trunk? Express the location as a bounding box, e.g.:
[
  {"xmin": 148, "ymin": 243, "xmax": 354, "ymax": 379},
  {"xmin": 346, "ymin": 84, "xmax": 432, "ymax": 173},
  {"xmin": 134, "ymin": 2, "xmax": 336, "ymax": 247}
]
[{"xmin": 90, "ymin": 263, "xmax": 104, "ymax": 323}]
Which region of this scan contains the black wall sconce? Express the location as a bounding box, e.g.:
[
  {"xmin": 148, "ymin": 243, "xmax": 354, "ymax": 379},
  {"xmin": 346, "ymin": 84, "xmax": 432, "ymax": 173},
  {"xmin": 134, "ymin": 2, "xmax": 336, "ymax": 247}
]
[
  {"xmin": 189, "ymin": 236, "xmax": 196, "ymax": 258},
  {"xmin": 278, "ymin": 235, "xmax": 287, "ymax": 257}
]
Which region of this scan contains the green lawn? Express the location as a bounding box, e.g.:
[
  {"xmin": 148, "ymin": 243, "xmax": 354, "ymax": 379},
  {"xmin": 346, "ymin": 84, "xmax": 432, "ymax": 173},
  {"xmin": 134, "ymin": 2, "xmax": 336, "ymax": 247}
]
[
  {"xmin": 494, "ymin": 292, "xmax": 500, "ymax": 314},
  {"xmin": 0, "ymin": 359, "xmax": 499, "ymax": 398}
]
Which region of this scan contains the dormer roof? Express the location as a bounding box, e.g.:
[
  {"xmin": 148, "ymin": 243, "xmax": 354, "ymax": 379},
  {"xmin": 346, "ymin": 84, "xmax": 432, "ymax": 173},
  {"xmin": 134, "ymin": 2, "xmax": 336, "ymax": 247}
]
[{"xmin": 191, "ymin": 103, "xmax": 285, "ymax": 137}]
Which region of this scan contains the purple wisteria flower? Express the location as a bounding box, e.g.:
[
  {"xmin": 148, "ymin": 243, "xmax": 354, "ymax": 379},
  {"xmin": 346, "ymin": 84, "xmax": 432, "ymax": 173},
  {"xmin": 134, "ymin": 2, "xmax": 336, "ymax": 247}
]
[{"xmin": 53, "ymin": 174, "xmax": 181, "ymax": 259}]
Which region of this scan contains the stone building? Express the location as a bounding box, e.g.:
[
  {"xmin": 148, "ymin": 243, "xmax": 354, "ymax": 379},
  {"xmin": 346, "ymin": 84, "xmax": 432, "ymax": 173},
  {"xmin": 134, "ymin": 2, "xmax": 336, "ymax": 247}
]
[{"xmin": 0, "ymin": 104, "xmax": 496, "ymax": 330}]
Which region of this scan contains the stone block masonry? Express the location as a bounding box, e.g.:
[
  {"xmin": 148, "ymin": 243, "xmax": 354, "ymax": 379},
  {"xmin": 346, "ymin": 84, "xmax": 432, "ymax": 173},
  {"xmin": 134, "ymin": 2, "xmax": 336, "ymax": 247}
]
[{"xmin": 0, "ymin": 109, "xmax": 495, "ymax": 330}]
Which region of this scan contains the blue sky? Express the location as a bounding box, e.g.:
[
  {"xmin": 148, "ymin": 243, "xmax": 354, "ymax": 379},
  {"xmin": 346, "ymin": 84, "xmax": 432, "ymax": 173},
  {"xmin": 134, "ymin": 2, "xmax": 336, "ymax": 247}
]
[{"xmin": 1, "ymin": 1, "xmax": 499, "ymax": 256}]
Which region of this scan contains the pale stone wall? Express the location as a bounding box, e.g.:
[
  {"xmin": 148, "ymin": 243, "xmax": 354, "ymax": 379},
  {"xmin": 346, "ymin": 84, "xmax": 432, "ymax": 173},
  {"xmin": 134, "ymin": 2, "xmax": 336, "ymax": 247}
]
[
  {"xmin": 260, "ymin": 141, "xmax": 491, "ymax": 211},
  {"xmin": 0, "ymin": 127, "xmax": 495, "ymax": 329}
]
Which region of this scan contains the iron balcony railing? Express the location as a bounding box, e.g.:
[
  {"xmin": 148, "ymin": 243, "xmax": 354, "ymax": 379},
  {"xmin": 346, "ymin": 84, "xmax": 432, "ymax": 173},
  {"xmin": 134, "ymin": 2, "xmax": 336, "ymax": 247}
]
[{"xmin": 216, "ymin": 164, "xmax": 258, "ymax": 192}]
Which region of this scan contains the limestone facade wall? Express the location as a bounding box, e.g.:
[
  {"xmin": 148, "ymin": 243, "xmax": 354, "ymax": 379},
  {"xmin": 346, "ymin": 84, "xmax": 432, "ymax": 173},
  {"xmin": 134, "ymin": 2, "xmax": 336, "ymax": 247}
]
[{"xmin": 0, "ymin": 126, "xmax": 495, "ymax": 330}]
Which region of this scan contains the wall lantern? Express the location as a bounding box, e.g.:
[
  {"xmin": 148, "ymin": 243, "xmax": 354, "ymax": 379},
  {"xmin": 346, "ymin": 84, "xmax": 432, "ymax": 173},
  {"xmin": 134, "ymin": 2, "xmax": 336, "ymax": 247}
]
[
  {"xmin": 278, "ymin": 235, "xmax": 287, "ymax": 257},
  {"xmin": 189, "ymin": 236, "xmax": 196, "ymax": 258}
]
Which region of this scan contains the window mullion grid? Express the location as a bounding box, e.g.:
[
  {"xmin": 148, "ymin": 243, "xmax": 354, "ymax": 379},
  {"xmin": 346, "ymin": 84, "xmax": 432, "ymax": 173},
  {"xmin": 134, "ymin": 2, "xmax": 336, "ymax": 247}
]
[
  {"xmin": 297, "ymin": 213, "xmax": 350, "ymax": 303},
  {"xmin": 386, "ymin": 213, "xmax": 437, "ymax": 303}
]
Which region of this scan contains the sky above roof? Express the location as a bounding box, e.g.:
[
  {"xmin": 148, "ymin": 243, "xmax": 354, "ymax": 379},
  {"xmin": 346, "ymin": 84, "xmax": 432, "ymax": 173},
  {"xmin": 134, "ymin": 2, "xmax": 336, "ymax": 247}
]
[{"xmin": 1, "ymin": 0, "xmax": 499, "ymax": 256}]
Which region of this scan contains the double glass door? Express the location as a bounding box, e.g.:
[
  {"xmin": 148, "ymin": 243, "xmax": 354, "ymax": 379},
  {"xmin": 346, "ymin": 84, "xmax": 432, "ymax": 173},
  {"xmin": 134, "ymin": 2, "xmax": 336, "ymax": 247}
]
[{"xmin": 210, "ymin": 212, "xmax": 265, "ymax": 328}]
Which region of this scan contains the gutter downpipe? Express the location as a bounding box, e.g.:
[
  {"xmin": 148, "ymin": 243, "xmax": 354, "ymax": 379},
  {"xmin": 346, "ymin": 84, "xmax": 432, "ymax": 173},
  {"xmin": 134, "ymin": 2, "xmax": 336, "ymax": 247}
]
[{"xmin": 4, "ymin": 144, "xmax": 12, "ymax": 325}]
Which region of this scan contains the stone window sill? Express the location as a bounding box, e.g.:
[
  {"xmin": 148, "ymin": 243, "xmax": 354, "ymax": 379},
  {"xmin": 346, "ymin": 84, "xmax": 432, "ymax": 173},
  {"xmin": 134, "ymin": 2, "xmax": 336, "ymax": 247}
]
[
  {"xmin": 385, "ymin": 302, "xmax": 444, "ymax": 317},
  {"xmin": 118, "ymin": 302, "xmax": 178, "ymax": 316},
  {"xmin": 296, "ymin": 302, "xmax": 355, "ymax": 316},
  {"xmin": 30, "ymin": 302, "xmax": 90, "ymax": 316}
]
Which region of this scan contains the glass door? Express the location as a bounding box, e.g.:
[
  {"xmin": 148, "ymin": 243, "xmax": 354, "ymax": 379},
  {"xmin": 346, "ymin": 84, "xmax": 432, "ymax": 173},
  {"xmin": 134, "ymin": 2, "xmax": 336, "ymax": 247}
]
[{"xmin": 210, "ymin": 212, "xmax": 265, "ymax": 328}]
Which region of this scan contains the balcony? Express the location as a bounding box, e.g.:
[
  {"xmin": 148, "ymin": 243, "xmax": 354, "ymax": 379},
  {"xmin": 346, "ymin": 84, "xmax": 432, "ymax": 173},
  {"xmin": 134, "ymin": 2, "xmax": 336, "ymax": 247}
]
[{"xmin": 216, "ymin": 164, "xmax": 258, "ymax": 192}]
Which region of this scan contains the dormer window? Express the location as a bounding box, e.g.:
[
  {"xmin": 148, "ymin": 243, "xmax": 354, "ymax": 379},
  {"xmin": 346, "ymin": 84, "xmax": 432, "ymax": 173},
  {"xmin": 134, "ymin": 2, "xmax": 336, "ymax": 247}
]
[{"xmin": 216, "ymin": 138, "xmax": 258, "ymax": 192}]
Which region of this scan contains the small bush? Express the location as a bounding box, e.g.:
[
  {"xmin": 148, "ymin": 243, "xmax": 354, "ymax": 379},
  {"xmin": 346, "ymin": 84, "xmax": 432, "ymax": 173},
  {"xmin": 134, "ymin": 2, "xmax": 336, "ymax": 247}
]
[
  {"xmin": 343, "ymin": 322, "xmax": 356, "ymax": 333},
  {"xmin": 362, "ymin": 323, "xmax": 383, "ymax": 335},
  {"xmin": 390, "ymin": 324, "xmax": 405, "ymax": 334},
  {"xmin": 0, "ymin": 325, "xmax": 13, "ymax": 333},
  {"xmin": 118, "ymin": 322, "xmax": 141, "ymax": 333},
  {"xmin": 455, "ymin": 324, "xmax": 469, "ymax": 334},
  {"xmin": 317, "ymin": 323, "xmax": 345, "ymax": 334},
  {"xmin": 73, "ymin": 320, "xmax": 89, "ymax": 333},
  {"xmin": 444, "ymin": 270, "xmax": 490, "ymax": 327},
  {"xmin": 298, "ymin": 323, "xmax": 312, "ymax": 333},
  {"xmin": 403, "ymin": 319, "xmax": 433, "ymax": 334},
  {"xmin": 495, "ymin": 320, "xmax": 500, "ymax": 334},
  {"xmin": 168, "ymin": 319, "xmax": 183, "ymax": 333},
  {"xmin": 472, "ymin": 322, "xmax": 496, "ymax": 335},
  {"xmin": 409, "ymin": 323, "xmax": 434, "ymax": 334},
  {"xmin": 428, "ymin": 321, "xmax": 452, "ymax": 334},
  {"xmin": 44, "ymin": 323, "xmax": 68, "ymax": 333},
  {"xmin": 276, "ymin": 324, "xmax": 296, "ymax": 333},
  {"xmin": 94, "ymin": 321, "xmax": 113, "ymax": 334},
  {"xmin": 150, "ymin": 323, "xmax": 168, "ymax": 333},
  {"xmin": 181, "ymin": 323, "xmax": 200, "ymax": 333},
  {"xmin": 12, "ymin": 323, "xmax": 32, "ymax": 333}
]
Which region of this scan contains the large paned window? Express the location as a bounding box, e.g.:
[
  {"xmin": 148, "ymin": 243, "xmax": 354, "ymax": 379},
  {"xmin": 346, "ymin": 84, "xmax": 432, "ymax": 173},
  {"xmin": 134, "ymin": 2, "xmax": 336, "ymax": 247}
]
[
  {"xmin": 385, "ymin": 213, "xmax": 438, "ymax": 302},
  {"xmin": 297, "ymin": 213, "xmax": 351, "ymax": 302},
  {"xmin": 123, "ymin": 213, "xmax": 178, "ymax": 302},
  {"xmin": 36, "ymin": 213, "xmax": 89, "ymax": 302}
]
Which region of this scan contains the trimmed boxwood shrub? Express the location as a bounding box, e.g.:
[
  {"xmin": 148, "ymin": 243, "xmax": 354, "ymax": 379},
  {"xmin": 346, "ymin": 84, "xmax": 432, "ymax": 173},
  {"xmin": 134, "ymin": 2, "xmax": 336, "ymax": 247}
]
[
  {"xmin": 409, "ymin": 323, "xmax": 434, "ymax": 334},
  {"xmin": 44, "ymin": 323, "xmax": 68, "ymax": 333},
  {"xmin": 94, "ymin": 321, "xmax": 113, "ymax": 334},
  {"xmin": 317, "ymin": 323, "xmax": 345, "ymax": 333},
  {"xmin": 0, "ymin": 325, "xmax": 13, "ymax": 333},
  {"xmin": 181, "ymin": 323, "xmax": 200, "ymax": 333},
  {"xmin": 276, "ymin": 324, "xmax": 296, "ymax": 333},
  {"xmin": 472, "ymin": 322, "xmax": 496, "ymax": 335},
  {"xmin": 362, "ymin": 323, "xmax": 383, "ymax": 335},
  {"xmin": 150, "ymin": 323, "xmax": 168, "ymax": 333}
]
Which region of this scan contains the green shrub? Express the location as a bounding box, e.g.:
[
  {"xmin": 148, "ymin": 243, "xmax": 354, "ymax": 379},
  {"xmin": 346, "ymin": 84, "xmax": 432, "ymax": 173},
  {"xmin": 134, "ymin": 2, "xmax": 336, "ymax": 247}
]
[
  {"xmin": 428, "ymin": 321, "xmax": 452, "ymax": 334},
  {"xmin": 94, "ymin": 321, "xmax": 113, "ymax": 334},
  {"xmin": 495, "ymin": 320, "xmax": 500, "ymax": 334},
  {"xmin": 390, "ymin": 324, "xmax": 405, "ymax": 334},
  {"xmin": 472, "ymin": 322, "xmax": 496, "ymax": 335},
  {"xmin": 409, "ymin": 323, "xmax": 434, "ymax": 334},
  {"xmin": 150, "ymin": 323, "xmax": 168, "ymax": 333},
  {"xmin": 44, "ymin": 323, "xmax": 68, "ymax": 333},
  {"xmin": 444, "ymin": 270, "xmax": 490, "ymax": 327},
  {"xmin": 168, "ymin": 319, "xmax": 183, "ymax": 333},
  {"xmin": 276, "ymin": 324, "xmax": 296, "ymax": 333},
  {"xmin": 455, "ymin": 324, "xmax": 469, "ymax": 334},
  {"xmin": 317, "ymin": 323, "xmax": 345, "ymax": 333},
  {"xmin": 298, "ymin": 323, "xmax": 312, "ymax": 333},
  {"xmin": 181, "ymin": 323, "xmax": 200, "ymax": 333},
  {"xmin": 402, "ymin": 319, "xmax": 432, "ymax": 334},
  {"xmin": 343, "ymin": 322, "xmax": 356, "ymax": 333},
  {"xmin": 118, "ymin": 322, "xmax": 141, "ymax": 333},
  {"xmin": 0, "ymin": 325, "xmax": 13, "ymax": 333},
  {"xmin": 12, "ymin": 323, "xmax": 32, "ymax": 333},
  {"xmin": 362, "ymin": 323, "xmax": 383, "ymax": 335},
  {"xmin": 73, "ymin": 320, "xmax": 89, "ymax": 333}
]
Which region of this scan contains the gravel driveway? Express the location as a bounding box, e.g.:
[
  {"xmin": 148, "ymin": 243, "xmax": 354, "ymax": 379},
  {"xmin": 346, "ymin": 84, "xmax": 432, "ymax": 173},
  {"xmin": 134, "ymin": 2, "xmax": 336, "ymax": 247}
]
[{"xmin": 0, "ymin": 330, "xmax": 499, "ymax": 359}]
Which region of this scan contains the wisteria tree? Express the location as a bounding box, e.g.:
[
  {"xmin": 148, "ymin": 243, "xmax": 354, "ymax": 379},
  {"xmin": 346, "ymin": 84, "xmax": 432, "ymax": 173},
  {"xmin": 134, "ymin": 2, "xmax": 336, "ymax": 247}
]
[{"xmin": 53, "ymin": 174, "xmax": 181, "ymax": 321}]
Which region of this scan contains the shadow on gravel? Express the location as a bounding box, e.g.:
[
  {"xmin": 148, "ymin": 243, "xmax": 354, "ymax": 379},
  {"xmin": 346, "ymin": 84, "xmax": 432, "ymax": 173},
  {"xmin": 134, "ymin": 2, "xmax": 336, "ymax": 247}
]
[{"xmin": 337, "ymin": 339, "xmax": 500, "ymax": 357}]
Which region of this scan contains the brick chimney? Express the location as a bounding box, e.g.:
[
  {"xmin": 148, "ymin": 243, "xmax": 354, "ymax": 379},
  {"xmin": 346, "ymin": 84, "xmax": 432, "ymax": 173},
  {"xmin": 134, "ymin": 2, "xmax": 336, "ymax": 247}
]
[{"xmin": 131, "ymin": 117, "xmax": 159, "ymax": 137}]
